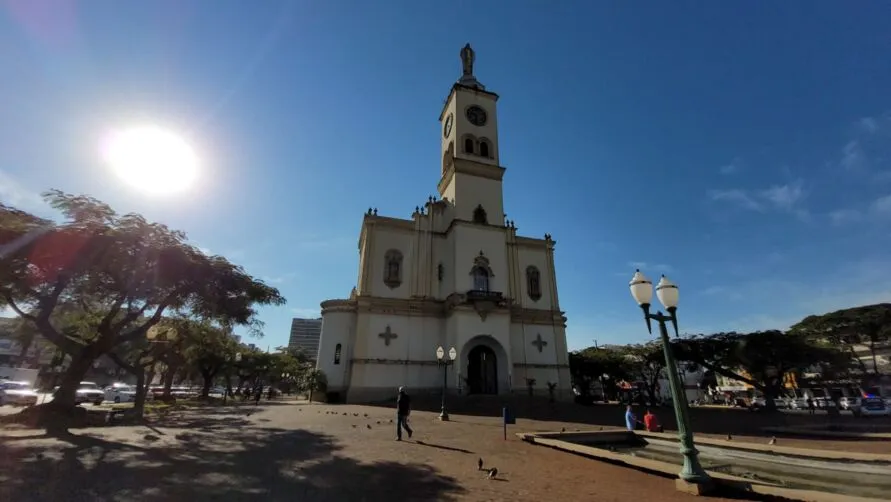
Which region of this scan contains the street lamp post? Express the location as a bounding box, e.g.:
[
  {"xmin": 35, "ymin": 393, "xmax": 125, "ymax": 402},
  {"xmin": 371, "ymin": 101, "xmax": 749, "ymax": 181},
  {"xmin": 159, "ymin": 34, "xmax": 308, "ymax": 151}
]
[
  {"xmin": 629, "ymin": 270, "xmax": 712, "ymax": 488},
  {"xmin": 436, "ymin": 346, "xmax": 457, "ymax": 421}
]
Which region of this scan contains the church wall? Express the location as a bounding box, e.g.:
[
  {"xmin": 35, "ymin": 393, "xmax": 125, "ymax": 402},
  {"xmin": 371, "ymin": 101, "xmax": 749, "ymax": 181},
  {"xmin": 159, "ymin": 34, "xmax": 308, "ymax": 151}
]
[
  {"xmin": 316, "ymin": 311, "xmax": 356, "ymax": 393},
  {"xmin": 431, "ymin": 234, "xmax": 454, "ymax": 300},
  {"xmin": 347, "ymin": 312, "xmax": 444, "ymax": 402},
  {"xmin": 451, "ymin": 224, "xmax": 508, "ymax": 294},
  {"xmin": 515, "ymin": 246, "xmax": 554, "ymax": 309},
  {"xmin": 509, "ymin": 322, "xmax": 563, "ymax": 395},
  {"xmin": 450, "ymin": 174, "xmax": 505, "ymax": 225},
  {"xmin": 367, "ymin": 225, "xmax": 415, "ymax": 299}
]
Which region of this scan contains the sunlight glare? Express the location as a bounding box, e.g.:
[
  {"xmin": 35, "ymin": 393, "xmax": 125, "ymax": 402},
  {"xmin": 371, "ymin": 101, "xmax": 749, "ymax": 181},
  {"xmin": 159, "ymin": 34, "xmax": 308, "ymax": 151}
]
[{"xmin": 101, "ymin": 125, "xmax": 200, "ymax": 195}]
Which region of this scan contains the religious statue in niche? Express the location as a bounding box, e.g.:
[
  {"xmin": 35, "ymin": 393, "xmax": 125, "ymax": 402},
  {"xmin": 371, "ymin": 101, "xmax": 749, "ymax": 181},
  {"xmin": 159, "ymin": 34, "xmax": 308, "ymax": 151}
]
[
  {"xmin": 384, "ymin": 249, "xmax": 403, "ymax": 289},
  {"xmin": 526, "ymin": 265, "xmax": 542, "ymax": 301},
  {"xmin": 473, "ymin": 204, "xmax": 488, "ymax": 225}
]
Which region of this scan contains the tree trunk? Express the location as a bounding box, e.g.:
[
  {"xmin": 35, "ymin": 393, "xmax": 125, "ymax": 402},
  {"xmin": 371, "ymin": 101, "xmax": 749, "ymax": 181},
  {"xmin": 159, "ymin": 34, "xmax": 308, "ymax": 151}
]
[
  {"xmin": 162, "ymin": 366, "xmax": 176, "ymax": 399},
  {"xmin": 200, "ymin": 368, "xmax": 215, "ymax": 398},
  {"xmin": 52, "ymin": 350, "xmax": 98, "ymax": 408},
  {"xmin": 16, "ymin": 333, "xmax": 34, "ymax": 367},
  {"xmin": 868, "ymin": 342, "xmax": 880, "ymax": 375},
  {"xmin": 133, "ymin": 367, "xmax": 148, "ymax": 417}
]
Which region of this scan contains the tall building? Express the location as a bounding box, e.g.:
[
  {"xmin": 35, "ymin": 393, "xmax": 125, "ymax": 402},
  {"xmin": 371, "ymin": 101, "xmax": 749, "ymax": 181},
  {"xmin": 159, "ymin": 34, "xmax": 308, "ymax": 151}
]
[
  {"xmin": 289, "ymin": 318, "xmax": 322, "ymax": 360},
  {"xmin": 315, "ymin": 45, "xmax": 571, "ymax": 403}
]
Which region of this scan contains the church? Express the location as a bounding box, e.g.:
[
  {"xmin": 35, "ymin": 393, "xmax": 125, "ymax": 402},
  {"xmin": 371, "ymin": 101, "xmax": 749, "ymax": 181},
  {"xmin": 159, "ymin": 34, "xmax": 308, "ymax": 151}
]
[{"xmin": 316, "ymin": 45, "xmax": 572, "ymax": 403}]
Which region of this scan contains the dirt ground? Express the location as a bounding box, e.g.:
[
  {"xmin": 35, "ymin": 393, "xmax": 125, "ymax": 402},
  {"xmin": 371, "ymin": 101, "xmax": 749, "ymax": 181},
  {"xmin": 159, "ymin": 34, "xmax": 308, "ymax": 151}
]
[{"xmin": 0, "ymin": 400, "xmax": 885, "ymax": 501}]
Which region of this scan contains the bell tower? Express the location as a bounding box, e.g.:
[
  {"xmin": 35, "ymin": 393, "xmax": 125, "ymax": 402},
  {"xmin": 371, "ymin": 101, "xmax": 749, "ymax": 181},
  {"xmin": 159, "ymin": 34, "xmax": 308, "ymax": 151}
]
[{"xmin": 438, "ymin": 44, "xmax": 506, "ymax": 226}]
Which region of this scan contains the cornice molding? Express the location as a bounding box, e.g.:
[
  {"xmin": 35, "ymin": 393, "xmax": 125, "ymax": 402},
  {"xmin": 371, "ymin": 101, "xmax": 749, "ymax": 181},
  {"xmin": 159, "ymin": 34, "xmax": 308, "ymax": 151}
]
[{"xmin": 321, "ymin": 295, "xmax": 566, "ymax": 327}]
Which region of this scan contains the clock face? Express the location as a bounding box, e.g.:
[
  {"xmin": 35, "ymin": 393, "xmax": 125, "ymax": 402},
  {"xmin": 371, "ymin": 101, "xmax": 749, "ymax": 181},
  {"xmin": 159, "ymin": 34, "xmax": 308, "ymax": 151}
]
[
  {"xmin": 443, "ymin": 113, "xmax": 453, "ymax": 138},
  {"xmin": 465, "ymin": 106, "xmax": 487, "ymax": 126}
]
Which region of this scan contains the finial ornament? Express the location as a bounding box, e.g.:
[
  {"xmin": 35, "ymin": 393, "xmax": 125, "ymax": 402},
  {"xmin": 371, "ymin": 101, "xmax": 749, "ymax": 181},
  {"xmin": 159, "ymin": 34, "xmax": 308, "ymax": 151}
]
[{"xmin": 461, "ymin": 43, "xmax": 475, "ymax": 76}]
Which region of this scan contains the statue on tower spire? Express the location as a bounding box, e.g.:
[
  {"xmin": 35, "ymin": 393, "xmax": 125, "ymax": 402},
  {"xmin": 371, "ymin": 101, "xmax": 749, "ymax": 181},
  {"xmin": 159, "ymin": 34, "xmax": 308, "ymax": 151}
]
[
  {"xmin": 457, "ymin": 43, "xmax": 485, "ymax": 90},
  {"xmin": 460, "ymin": 43, "xmax": 475, "ymax": 76}
]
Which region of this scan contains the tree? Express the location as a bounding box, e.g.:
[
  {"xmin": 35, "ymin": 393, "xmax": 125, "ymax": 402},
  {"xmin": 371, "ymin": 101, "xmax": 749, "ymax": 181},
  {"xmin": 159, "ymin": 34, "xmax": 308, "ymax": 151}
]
[
  {"xmin": 790, "ymin": 304, "xmax": 891, "ymax": 376},
  {"xmin": 569, "ymin": 346, "xmax": 631, "ymax": 399},
  {"xmin": 303, "ymin": 369, "xmax": 327, "ymax": 402},
  {"xmin": 0, "ymin": 191, "xmax": 285, "ymax": 409},
  {"xmin": 673, "ymin": 331, "xmax": 850, "ymax": 410},
  {"xmin": 617, "ymin": 342, "xmax": 667, "ymax": 405},
  {"xmin": 182, "ymin": 320, "xmax": 240, "ymax": 398}
]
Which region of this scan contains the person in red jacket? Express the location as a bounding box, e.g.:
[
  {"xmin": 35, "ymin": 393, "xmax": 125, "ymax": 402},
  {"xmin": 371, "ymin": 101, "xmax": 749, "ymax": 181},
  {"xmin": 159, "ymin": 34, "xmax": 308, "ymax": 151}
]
[{"xmin": 643, "ymin": 409, "xmax": 663, "ymax": 432}]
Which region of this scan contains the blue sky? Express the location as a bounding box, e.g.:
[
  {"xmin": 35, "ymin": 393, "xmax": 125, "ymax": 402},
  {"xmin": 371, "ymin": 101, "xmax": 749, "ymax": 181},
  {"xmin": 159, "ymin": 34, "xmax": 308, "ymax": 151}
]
[{"xmin": 2, "ymin": 2, "xmax": 891, "ymax": 351}]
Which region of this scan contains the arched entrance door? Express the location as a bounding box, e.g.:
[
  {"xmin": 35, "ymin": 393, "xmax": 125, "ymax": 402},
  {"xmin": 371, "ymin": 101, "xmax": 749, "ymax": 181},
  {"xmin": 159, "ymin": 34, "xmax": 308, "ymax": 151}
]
[{"xmin": 467, "ymin": 345, "xmax": 498, "ymax": 394}]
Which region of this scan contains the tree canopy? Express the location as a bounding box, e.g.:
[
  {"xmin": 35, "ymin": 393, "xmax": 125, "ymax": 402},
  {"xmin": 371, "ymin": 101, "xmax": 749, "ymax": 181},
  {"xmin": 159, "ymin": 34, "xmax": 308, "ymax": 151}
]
[
  {"xmin": 0, "ymin": 191, "xmax": 285, "ymax": 406},
  {"xmin": 790, "ymin": 303, "xmax": 891, "ymax": 375}
]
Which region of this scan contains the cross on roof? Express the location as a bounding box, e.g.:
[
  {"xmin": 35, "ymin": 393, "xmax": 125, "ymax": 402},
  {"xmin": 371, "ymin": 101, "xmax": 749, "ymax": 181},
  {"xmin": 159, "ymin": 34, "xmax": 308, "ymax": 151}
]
[
  {"xmin": 531, "ymin": 333, "xmax": 548, "ymax": 353},
  {"xmin": 379, "ymin": 326, "xmax": 398, "ymax": 346}
]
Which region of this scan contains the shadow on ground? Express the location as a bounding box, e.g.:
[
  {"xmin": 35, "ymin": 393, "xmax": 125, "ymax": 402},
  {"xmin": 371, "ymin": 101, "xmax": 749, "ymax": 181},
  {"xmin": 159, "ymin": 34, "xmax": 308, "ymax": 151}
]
[
  {"xmin": 0, "ymin": 409, "xmax": 465, "ymax": 502},
  {"xmin": 365, "ymin": 395, "xmax": 882, "ymax": 439}
]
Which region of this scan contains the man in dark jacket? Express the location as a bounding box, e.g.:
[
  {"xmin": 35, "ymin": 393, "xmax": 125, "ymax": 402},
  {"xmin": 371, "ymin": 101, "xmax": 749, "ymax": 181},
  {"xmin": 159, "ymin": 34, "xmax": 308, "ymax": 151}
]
[{"xmin": 396, "ymin": 386, "xmax": 413, "ymax": 441}]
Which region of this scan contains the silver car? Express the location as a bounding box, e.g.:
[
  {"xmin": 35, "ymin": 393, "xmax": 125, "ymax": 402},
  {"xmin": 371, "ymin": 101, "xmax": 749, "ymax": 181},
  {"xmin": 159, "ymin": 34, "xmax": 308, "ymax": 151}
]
[{"xmin": 0, "ymin": 381, "xmax": 39, "ymax": 407}]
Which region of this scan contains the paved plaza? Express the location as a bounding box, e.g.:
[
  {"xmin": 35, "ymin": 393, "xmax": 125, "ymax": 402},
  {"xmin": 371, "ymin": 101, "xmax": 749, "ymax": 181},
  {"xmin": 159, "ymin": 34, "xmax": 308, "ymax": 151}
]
[{"xmin": 0, "ymin": 400, "xmax": 884, "ymax": 501}]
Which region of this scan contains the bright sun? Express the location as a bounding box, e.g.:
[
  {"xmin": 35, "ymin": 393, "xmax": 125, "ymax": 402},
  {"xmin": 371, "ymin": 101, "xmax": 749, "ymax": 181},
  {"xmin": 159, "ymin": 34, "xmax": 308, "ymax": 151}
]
[{"xmin": 102, "ymin": 125, "xmax": 199, "ymax": 195}]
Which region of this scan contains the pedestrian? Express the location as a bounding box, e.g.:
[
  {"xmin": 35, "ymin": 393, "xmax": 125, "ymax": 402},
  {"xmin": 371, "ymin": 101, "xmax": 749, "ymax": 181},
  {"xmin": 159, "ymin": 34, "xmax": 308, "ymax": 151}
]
[
  {"xmin": 396, "ymin": 386, "xmax": 413, "ymax": 441},
  {"xmin": 624, "ymin": 404, "xmax": 637, "ymax": 432},
  {"xmin": 643, "ymin": 408, "xmax": 663, "ymax": 432}
]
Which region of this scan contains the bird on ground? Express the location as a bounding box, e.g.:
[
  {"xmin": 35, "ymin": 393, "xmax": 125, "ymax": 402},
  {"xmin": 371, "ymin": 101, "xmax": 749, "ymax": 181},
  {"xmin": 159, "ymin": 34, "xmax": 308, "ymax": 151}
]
[
  {"xmin": 487, "ymin": 467, "xmax": 498, "ymax": 479},
  {"xmin": 364, "ymin": 413, "xmax": 369, "ymax": 417},
  {"xmin": 366, "ymin": 424, "xmax": 372, "ymax": 429},
  {"xmin": 768, "ymin": 436, "xmax": 777, "ymax": 446},
  {"xmin": 477, "ymin": 457, "xmax": 484, "ymax": 471},
  {"xmin": 352, "ymin": 425, "xmax": 357, "ymax": 428},
  {"xmin": 726, "ymin": 434, "xmax": 732, "ymax": 441},
  {"xmin": 561, "ymin": 427, "xmax": 565, "ymax": 433}
]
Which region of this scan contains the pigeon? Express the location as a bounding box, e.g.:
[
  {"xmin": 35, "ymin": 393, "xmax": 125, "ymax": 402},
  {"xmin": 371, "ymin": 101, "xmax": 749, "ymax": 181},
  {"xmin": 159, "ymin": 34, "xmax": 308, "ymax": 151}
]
[
  {"xmin": 487, "ymin": 467, "xmax": 498, "ymax": 479},
  {"xmin": 726, "ymin": 434, "xmax": 732, "ymax": 441},
  {"xmin": 768, "ymin": 436, "xmax": 776, "ymax": 446},
  {"xmin": 352, "ymin": 425, "xmax": 357, "ymax": 428},
  {"xmin": 364, "ymin": 413, "xmax": 369, "ymax": 418},
  {"xmin": 342, "ymin": 412, "xmax": 347, "ymax": 416},
  {"xmin": 598, "ymin": 426, "xmax": 603, "ymax": 431},
  {"xmin": 477, "ymin": 457, "xmax": 484, "ymax": 471},
  {"xmin": 561, "ymin": 427, "xmax": 565, "ymax": 433},
  {"xmin": 35, "ymin": 452, "xmax": 44, "ymax": 460},
  {"xmin": 143, "ymin": 434, "xmax": 160, "ymax": 442},
  {"xmin": 376, "ymin": 421, "xmax": 381, "ymax": 425},
  {"xmin": 353, "ymin": 413, "xmax": 359, "ymax": 417},
  {"xmin": 366, "ymin": 424, "xmax": 372, "ymax": 429}
]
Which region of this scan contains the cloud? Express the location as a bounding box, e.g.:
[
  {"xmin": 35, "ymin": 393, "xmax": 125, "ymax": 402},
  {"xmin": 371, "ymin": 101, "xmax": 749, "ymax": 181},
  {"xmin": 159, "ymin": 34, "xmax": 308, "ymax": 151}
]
[
  {"xmin": 840, "ymin": 140, "xmax": 866, "ymax": 171},
  {"xmin": 759, "ymin": 181, "xmax": 804, "ymax": 210},
  {"xmin": 290, "ymin": 307, "xmax": 321, "ymax": 318},
  {"xmin": 627, "ymin": 261, "xmax": 673, "ymax": 274},
  {"xmin": 870, "ymin": 194, "xmax": 891, "ymax": 216},
  {"xmin": 828, "ymin": 208, "xmax": 862, "ymax": 226},
  {"xmin": 709, "ymin": 181, "xmax": 807, "ymax": 216},
  {"xmin": 719, "ymin": 157, "xmax": 742, "ymax": 175},
  {"xmin": 0, "ymin": 171, "xmax": 49, "ymax": 215},
  {"xmin": 263, "ymin": 273, "xmax": 296, "ymax": 284},
  {"xmin": 708, "ymin": 189, "xmax": 763, "ymax": 211}
]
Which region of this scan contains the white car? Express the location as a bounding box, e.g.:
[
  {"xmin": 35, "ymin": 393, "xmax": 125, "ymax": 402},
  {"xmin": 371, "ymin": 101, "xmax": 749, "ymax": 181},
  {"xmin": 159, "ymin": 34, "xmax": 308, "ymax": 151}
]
[
  {"xmin": 104, "ymin": 383, "xmax": 137, "ymax": 403},
  {"xmin": 859, "ymin": 397, "xmax": 890, "ymax": 417},
  {"xmin": 0, "ymin": 381, "xmax": 39, "ymax": 407},
  {"xmin": 74, "ymin": 382, "xmax": 105, "ymax": 405}
]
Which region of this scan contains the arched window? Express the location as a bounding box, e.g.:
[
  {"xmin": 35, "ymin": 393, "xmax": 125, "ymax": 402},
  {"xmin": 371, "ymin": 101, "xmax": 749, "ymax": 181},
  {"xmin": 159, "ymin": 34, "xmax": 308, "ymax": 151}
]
[
  {"xmin": 526, "ymin": 265, "xmax": 542, "ymax": 301},
  {"xmin": 479, "ymin": 140, "xmax": 490, "ymax": 158},
  {"xmin": 473, "ymin": 204, "xmax": 488, "ymax": 224},
  {"xmin": 473, "ymin": 267, "xmax": 489, "ymax": 291},
  {"xmin": 469, "ymin": 252, "xmax": 494, "ymax": 292},
  {"xmin": 464, "ymin": 137, "xmax": 475, "ymax": 154},
  {"xmin": 334, "ymin": 344, "xmax": 342, "ymax": 365},
  {"xmin": 383, "ymin": 249, "xmax": 403, "ymax": 289}
]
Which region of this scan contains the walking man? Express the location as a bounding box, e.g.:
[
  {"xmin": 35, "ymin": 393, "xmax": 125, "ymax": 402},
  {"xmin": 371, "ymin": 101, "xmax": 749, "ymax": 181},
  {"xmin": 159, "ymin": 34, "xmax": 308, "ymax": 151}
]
[{"xmin": 396, "ymin": 386, "xmax": 413, "ymax": 441}]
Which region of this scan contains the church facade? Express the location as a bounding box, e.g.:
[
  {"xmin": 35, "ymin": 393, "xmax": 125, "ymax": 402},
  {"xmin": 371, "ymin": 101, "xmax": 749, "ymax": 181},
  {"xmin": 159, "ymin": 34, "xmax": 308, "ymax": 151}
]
[{"xmin": 316, "ymin": 45, "xmax": 572, "ymax": 403}]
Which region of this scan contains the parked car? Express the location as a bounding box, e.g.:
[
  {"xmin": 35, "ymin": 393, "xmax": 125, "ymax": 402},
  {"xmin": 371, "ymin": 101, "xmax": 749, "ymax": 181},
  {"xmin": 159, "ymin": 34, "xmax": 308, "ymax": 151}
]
[
  {"xmin": 73, "ymin": 382, "xmax": 105, "ymax": 405},
  {"xmin": 0, "ymin": 381, "xmax": 39, "ymax": 407},
  {"xmin": 859, "ymin": 397, "xmax": 890, "ymax": 417},
  {"xmin": 104, "ymin": 383, "xmax": 137, "ymax": 403}
]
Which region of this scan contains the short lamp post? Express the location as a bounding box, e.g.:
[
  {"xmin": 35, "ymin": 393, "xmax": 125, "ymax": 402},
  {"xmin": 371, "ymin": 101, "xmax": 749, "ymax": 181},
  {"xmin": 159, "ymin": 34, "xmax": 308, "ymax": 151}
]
[
  {"xmin": 629, "ymin": 270, "xmax": 712, "ymax": 488},
  {"xmin": 436, "ymin": 346, "xmax": 457, "ymax": 421}
]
